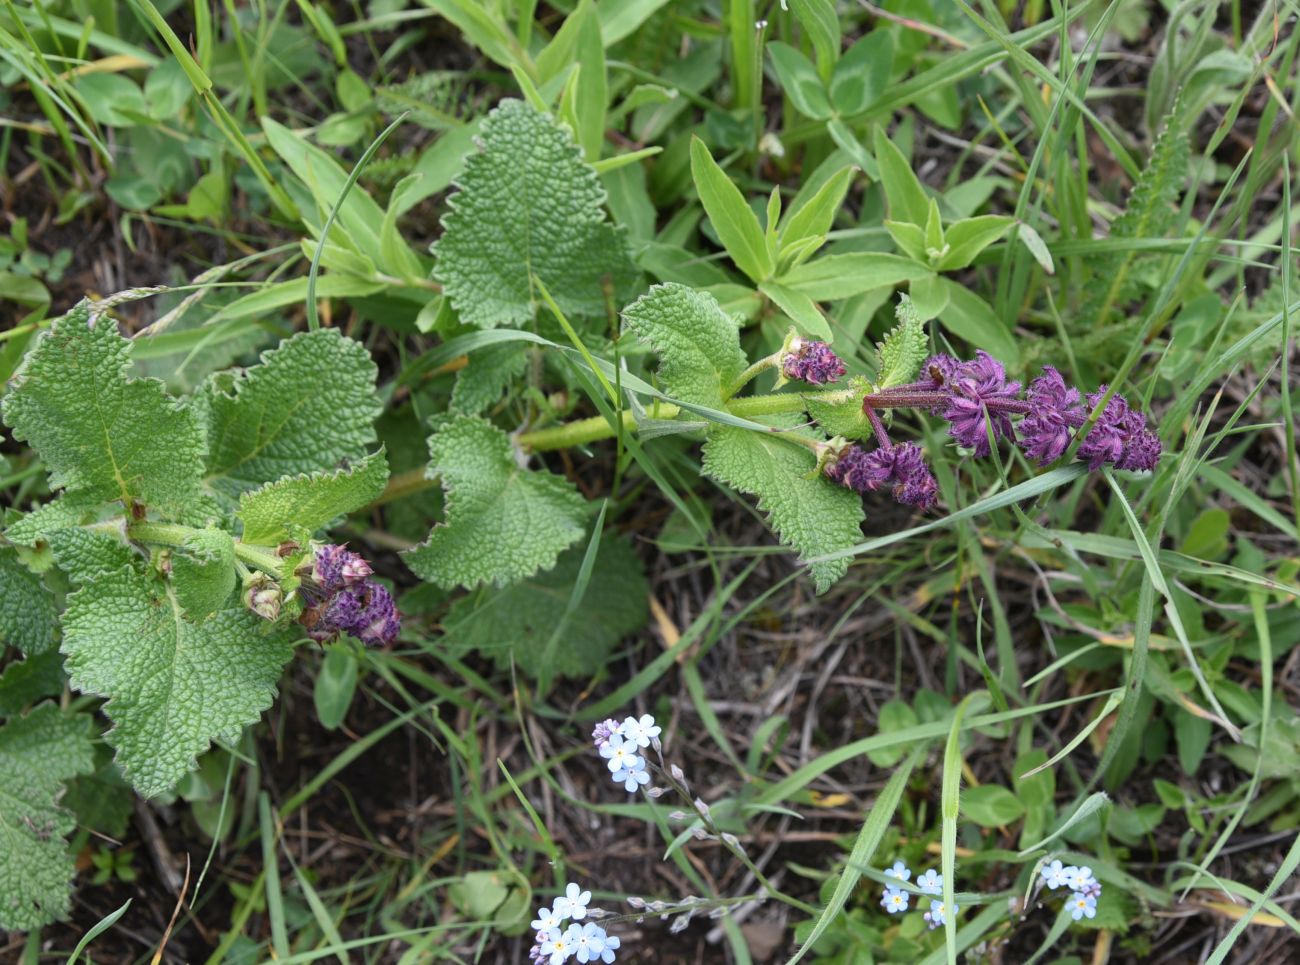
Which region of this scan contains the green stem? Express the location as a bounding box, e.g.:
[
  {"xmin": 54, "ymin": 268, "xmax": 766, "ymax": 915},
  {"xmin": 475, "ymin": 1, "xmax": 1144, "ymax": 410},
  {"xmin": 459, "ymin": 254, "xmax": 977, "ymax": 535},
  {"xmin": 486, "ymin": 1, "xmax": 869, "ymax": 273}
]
[
  {"xmin": 370, "ymin": 389, "xmax": 858, "ymax": 507},
  {"xmin": 102, "ymin": 520, "xmax": 284, "ymax": 575},
  {"xmin": 519, "ymin": 390, "xmax": 851, "ymax": 452},
  {"xmin": 724, "ymin": 352, "xmax": 781, "ymax": 399}
]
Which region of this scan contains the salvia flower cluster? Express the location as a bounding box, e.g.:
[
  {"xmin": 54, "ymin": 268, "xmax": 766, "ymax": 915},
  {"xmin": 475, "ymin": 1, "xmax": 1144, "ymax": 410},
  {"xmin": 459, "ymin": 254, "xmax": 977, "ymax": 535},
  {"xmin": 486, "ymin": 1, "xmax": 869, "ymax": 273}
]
[
  {"xmin": 780, "ymin": 337, "xmax": 847, "ymax": 385},
  {"xmin": 779, "ymin": 343, "xmax": 1160, "ymax": 511},
  {"xmin": 292, "ymin": 543, "xmax": 400, "ymax": 647},
  {"xmin": 529, "ymin": 883, "xmax": 621, "ymax": 963},
  {"xmin": 879, "ymin": 860, "xmax": 952, "ymax": 930},
  {"xmin": 1040, "ymin": 859, "xmax": 1103, "ymax": 921},
  {"xmin": 593, "ymin": 714, "xmax": 661, "ymax": 793}
]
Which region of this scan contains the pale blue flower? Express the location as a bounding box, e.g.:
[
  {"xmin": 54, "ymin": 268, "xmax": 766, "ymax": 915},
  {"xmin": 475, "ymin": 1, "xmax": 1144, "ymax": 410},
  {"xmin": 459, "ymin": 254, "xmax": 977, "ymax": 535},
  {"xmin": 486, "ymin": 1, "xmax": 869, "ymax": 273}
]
[
  {"xmin": 880, "ymin": 886, "xmax": 909, "ymax": 913},
  {"xmin": 619, "ymin": 714, "xmax": 661, "ymax": 749},
  {"xmin": 594, "ymin": 932, "xmax": 620, "ymax": 963},
  {"xmin": 552, "ymin": 882, "xmax": 592, "ymax": 921},
  {"xmin": 613, "ymin": 764, "xmax": 650, "ymax": 792},
  {"xmin": 884, "ymin": 860, "xmax": 911, "ymax": 883},
  {"xmin": 916, "ymin": 868, "xmax": 943, "ymax": 895},
  {"xmin": 531, "ymin": 903, "xmax": 565, "ymax": 934},
  {"xmin": 1040, "ymin": 859, "xmax": 1067, "ymax": 890},
  {"xmin": 541, "ymin": 924, "xmax": 579, "ymax": 964},
  {"xmin": 1064, "ymin": 865, "xmax": 1094, "ymax": 892},
  {"xmin": 600, "ymin": 736, "xmax": 643, "ymax": 775},
  {"xmin": 575, "ymin": 923, "xmax": 617, "ymax": 963},
  {"xmin": 924, "ymin": 898, "xmax": 955, "ymax": 929},
  {"xmin": 1069, "ymin": 892, "xmax": 1097, "ymax": 921}
]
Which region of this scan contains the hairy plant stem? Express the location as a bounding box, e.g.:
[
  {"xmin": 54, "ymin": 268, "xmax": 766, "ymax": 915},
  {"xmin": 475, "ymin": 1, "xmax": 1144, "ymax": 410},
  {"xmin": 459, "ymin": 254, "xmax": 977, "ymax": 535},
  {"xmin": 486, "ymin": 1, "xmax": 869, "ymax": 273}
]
[
  {"xmin": 91, "ymin": 520, "xmax": 284, "ymax": 575},
  {"xmin": 517, "ymin": 389, "xmax": 852, "ymax": 452},
  {"xmin": 371, "ymin": 389, "xmax": 857, "ymax": 507},
  {"xmin": 723, "ymin": 352, "xmax": 782, "ymax": 399}
]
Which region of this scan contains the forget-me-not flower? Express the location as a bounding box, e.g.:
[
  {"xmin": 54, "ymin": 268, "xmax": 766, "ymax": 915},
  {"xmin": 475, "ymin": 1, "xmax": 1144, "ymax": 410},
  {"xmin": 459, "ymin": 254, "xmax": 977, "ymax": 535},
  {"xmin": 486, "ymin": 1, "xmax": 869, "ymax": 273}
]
[
  {"xmin": 923, "ymin": 898, "xmax": 954, "ymax": 929},
  {"xmin": 1040, "ymin": 859, "xmax": 1067, "ymax": 890},
  {"xmin": 552, "ymin": 882, "xmax": 592, "ymax": 921},
  {"xmin": 531, "ymin": 903, "xmax": 565, "ymax": 935},
  {"xmin": 884, "ymin": 860, "xmax": 911, "ymax": 882},
  {"xmin": 541, "ymin": 926, "xmax": 577, "ymax": 964},
  {"xmin": 619, "ymin": 714, "xmax": 661, "ymax": 749},
  {"xmin": 880, "ymin": 886, "xmax": 909, "ymax": 913},
  {"xmin": 916, "ymin": 868, "xmax": 943, "ymax": 895},
  {"xmin": 600, "ymin": 735, "xmax": 643, "ymax": 775},
  {"xmin": 1069, "ymin": 892, "xmax": 1097, "ymax": 921},
  {"xmin": 613, "ymin": 764, "xmax": 650, "ymax": 792}
]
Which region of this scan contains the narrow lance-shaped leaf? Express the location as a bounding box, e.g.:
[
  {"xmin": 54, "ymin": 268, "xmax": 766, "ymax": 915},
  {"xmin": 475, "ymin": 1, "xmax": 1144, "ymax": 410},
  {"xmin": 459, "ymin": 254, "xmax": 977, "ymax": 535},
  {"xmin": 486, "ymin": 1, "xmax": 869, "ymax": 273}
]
[
  {"xmin": 403, "ymin": 416, "xmax": 589, "ymax": 590},
  {"xmin": 689, "ymin": 138, "xmax": 773, "ymax": 283},
  {"xmin": 1, "ymin": 302, "xmax": 206, "ymax": 516}
]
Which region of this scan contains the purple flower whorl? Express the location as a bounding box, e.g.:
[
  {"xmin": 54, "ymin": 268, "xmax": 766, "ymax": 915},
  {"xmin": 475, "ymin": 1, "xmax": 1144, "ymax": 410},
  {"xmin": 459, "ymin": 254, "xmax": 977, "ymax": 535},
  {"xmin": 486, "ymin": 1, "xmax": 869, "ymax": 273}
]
[
  {"xmin": 827, "ymin": 442, "xmax": 938, "ymax": 510},
  {"xmin": 782, "ymin": 339, "xmax": 847, "ymax": 385}
]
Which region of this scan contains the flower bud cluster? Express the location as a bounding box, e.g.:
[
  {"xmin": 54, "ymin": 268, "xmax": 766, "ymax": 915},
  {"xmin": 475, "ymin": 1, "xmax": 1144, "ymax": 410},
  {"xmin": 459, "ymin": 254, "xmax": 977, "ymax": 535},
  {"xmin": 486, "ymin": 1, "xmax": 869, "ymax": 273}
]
[
  {"xmin": 296, "ymin": 544, "xmax": 400, "ymax": 647},
  {"xmin": 530, "ymin": 883, "xmax": 622, "ymax": 963}
]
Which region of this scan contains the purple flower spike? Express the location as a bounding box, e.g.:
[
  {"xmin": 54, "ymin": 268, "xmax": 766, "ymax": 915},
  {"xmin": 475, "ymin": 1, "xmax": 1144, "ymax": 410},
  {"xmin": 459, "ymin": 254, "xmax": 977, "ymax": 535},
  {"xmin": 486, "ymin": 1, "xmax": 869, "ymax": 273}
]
[
  {"xmin": 318, "ymin": 582, "xmax": 400, "ymax": 647},
  {"xmin": 1077, "ymin": 387, "xmax": 1161, "ymax": 472},
  {"xmin": 783, "ymin": 339, "xmax": 846, "ymax": 385},
  {"xmin": 1115, "ymin": 410, "xmax": 1161, "ymax": 471},
  {"xmin": 827, "ymin": 442, "xmax": 937, "ymax": 510},
  {"xmin": 825, "ymin": 445, "xmax": 892, "ymax": 492},
  {"xmin": 1019, "ymin": 366, "xmax": 1086, "ymax": 464},
  {"xmin": 311, "ymin": 544, "xmax": 373, "ymax": 593},
  {"xmin": 939, "ymin": 351, "xmax": 1022, "ymax": 456}
]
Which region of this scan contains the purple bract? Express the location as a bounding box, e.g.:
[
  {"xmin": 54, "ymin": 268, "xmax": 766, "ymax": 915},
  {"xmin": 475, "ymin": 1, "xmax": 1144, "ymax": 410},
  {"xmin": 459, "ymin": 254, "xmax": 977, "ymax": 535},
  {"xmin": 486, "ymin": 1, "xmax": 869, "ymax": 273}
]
[
  {"xmin": 827, "ymin": 442, "xmax": 938, "ymax": 510},
  {"xmin": 783, "ymin": 340, "xmax": 846, "ymax": 385}
]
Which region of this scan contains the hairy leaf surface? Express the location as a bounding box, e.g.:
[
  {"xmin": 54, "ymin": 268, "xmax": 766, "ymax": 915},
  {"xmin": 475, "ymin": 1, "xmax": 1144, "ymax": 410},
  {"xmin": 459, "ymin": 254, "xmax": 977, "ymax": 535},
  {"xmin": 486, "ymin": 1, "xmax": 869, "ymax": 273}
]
[
  {"xmin": 702, "ymin": 419, "xmax": 863, "ymax": 592},
  {"xmin": 52, "ymin": 535, "xmax": 296, "ymax": 798},
  {"xmin": 170, "ymin": 527, "xmax": 237, "ymax": 621},
  {"xmin": 442, "ymin": 536, "xmax": 648, "ymax": 677},
  {"xmin": 238, "ymin": 448, "xmax": 389, "ymax": 545},
  {"xmin": 876, "ymin": 293, "xmax": 929, "ymax": 390},
  {"xmin": 403, "ymin": 416, "xmax": 588, "ymax": 589},
  {"xmin": 621, "ymin": 283, "xmax": 749, "ymax": 407},
  {"xmin": 433, "ymin": 99, "xmax": 638, "ymax": 328},
  {"xmin": 0, "ymin": 704, "xmax": 94, "ymax": 932},
  {"xmin": 0, "ymin": 545, "xmax": 57, "ymax": 655},
  {"xmin": 199, "ymin": 329, "xmax": 381, "ymax": 498},
  {"xmin": 1, "ymin": 303, "xmax": 205, "ymax": 515}
]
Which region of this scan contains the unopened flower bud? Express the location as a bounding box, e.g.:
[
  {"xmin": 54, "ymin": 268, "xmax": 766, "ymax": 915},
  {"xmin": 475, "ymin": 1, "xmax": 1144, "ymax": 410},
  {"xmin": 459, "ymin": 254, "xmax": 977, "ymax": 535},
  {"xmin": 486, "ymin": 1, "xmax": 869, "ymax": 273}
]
[
  {"xmin": 667, "ymin": 811, "xmax": 688, "ymax": 822},
  {"xmin": 645, "ymin": 786, "xmax": 666, "ymax": 799},
  {"xmin": 243, "ymin": 573, "xmax": 282, "ymax": 621},
  {"xmin": 693, "ymin": 797, "xmax": 712, "ymax": 820},
  {"xmin": 721, "ymin": 832, "xmax": 743, "ymax": 852},
  {"xmin": 627, "ymin": 896, "xmax": 646, "ymax": 909},
  {"xmin": 670, "ymin": 763, "xmax": 687, "ymax": 786}
]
